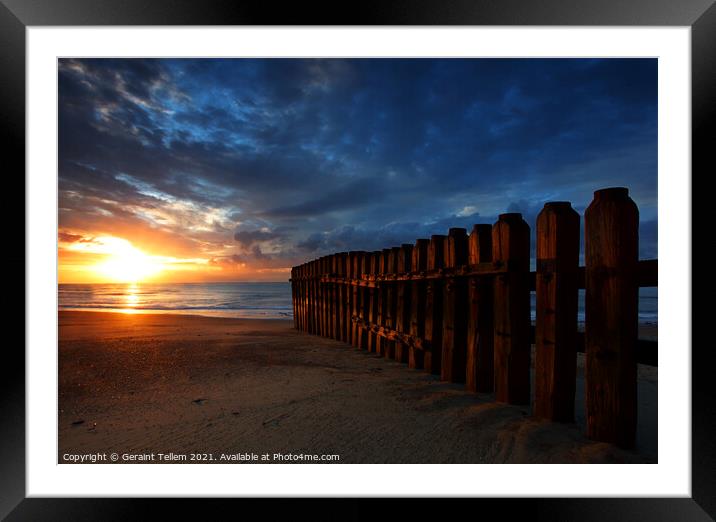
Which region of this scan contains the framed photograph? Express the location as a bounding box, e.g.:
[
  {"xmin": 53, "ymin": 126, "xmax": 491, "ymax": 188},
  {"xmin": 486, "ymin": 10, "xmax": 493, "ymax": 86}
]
[{"xmin": 5, "ymin": 0, "xmax": 712, "ymax": 519}]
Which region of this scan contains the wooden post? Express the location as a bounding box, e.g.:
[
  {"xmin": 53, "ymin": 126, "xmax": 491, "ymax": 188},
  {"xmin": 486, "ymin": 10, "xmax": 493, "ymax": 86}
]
[
  {"xmin": 338, "ymin": 253, "xmax": 347, "ymax": 343},
  {"xmin": 343, "ymin": 252, "xmax": 351, "ymax": 343},
  {"xmin": 306, "ymin": 261, "xmax": 313, "ymax": 334},
  {"xmin": 424, "ymin": 234, "xmax": 446, "ymax": 375},
  {"xmin": 395, "ymin": 244, "xmax": 413, "ymax": 363},
  {"xmin": 317, "ymin": 258, "xmax": 323, "ymax": 336},
  {"xmin": 534, "ymin": 202, "xmax": 580, "ymax": 421},
  {"xmin": 351, "ymin": 252, "xmax": 364, "ymax": 348},
  {"xmin": 345, "ymin": 252, "xmax": 353, "ymax": 344},
  {"xmin": 366, "ymin": 251, "xmax": 380, "ymax": 352},
  {"xmin": 324, "ymin": 255, "xmax": 331, "ymax": 338},
  {"xmin": 331, "ymin": 254, "xmax": 340, "ymax": 340},
  {"xmin": 320, "ymin": 256, "xmax": 327, "ymax": 337},
  {"xmin": 409, "ymin": 239, "xmax": 429, "ymax": 369},
  {"xmin": 290, "ymin": 267, "xmax": 297, "ymax": 329},
  {"xmin": 441, "ymin": 228, "xmax": 469, "ymax": 382},
  {"xmin": 585, "ymin": 187, "xmax": 639, "ymax": 448},
  {"xmin": 323, "ymin": 255, "xmax": 333, "ymax": 337},
  {"xmin": 375, "ymin": 249, "xmax": 390, "ymax": 355},
  {"xmin": 357, "ymin": 252, "xmax": 370, "ymax": 350},
  {"xmin": 302, "ymin": 263, "xmax": 308, "ymax": 332},
  {"xmin": 466, "ymin": 225, "xmax": 494, "ymax": 392},
  {"xmin": 297, "ymin": 264, "xmax": 303, "ymax": 331},
  {"xmin": 383, "ymin": 247, "xmax": 399, "ymax": 359},
  {"xmin": 493, "ymin": 213, "xmax": 531, "ymax": 404},
  {"xmin": 313, "ymin": 261, "xmax": 318, "ymax": 334},
  {"xmin": 316, "ymin": 258, "xmax": 322, "ymax": 336},
  {"xmin": 335, "ymin": 253, "xmax": 343, "ymax": 342}
]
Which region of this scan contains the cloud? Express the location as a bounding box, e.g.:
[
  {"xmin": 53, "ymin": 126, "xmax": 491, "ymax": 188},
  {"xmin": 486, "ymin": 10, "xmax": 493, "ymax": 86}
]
[
  {"xmin": 59, "ymin": 58, "xmax": 657, "ymax": 276},
  {"xmin": 58, "ymin": 231, "xmax": 83, "ymax": 243},
  {"xmin": 233, "ymin": 229, "xmax": 283, "ymax": 247}
]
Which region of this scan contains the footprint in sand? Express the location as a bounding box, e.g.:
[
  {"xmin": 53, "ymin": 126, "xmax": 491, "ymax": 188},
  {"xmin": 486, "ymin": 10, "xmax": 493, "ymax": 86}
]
[
  {"xmin": 192, "ymin": 398, "xmax": 208, "ymax": 405},
  {"xmin": 262, "ymin": 413, "xmax": 290, "ymax": 428}
]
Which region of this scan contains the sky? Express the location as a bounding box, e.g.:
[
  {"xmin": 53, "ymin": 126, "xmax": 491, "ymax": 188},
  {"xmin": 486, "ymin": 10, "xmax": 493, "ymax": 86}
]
[{"xmin": 58, "ymin": 58, "xmax": 657, "ymax": 283}]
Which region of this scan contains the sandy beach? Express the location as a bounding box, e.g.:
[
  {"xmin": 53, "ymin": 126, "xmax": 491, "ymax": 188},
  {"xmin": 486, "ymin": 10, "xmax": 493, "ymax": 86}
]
[{"xmin": 59, "ymin": 311, "xmax": 657, "ymax": 463}]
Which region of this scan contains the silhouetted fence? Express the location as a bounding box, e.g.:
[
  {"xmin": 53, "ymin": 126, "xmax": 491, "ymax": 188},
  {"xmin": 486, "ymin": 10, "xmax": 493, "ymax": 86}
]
[{"xmin": 290, "ymin": 187, "xmax": 657, "ymax": 449}]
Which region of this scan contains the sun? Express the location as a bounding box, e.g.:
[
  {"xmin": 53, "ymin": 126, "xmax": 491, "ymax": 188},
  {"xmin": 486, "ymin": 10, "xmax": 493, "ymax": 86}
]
[{"xmin": 91, "ymin": 238, "xmax": 164, "ymax": 283}]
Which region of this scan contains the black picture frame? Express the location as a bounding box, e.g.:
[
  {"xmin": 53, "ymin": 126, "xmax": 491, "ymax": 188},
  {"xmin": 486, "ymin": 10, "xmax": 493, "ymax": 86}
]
[{"xmin": 2, "ymin": 1, "xmax": 712, "ymax": 519}]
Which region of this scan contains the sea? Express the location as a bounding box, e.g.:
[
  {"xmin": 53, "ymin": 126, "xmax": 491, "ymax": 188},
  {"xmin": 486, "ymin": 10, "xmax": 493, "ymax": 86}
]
[{"xmin": 58, "ymin": 282, "xmax": 658, "ymax": 324}]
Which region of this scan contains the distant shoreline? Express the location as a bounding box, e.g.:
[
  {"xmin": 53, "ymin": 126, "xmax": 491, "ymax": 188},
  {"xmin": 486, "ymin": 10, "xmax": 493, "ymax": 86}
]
[
  {"xmin": 58, "ymin": 281, "xmax": 292, "ymax": 286},
  {"xmin": 58, "ymin": 307, "xmax": 294, "ymax": 320}
]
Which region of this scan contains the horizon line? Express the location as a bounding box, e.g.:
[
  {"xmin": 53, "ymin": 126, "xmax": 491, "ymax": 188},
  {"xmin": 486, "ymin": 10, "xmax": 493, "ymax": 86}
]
[{"xmin": 58, "ymin": 280, "xmax": 291, "ymax": 285}]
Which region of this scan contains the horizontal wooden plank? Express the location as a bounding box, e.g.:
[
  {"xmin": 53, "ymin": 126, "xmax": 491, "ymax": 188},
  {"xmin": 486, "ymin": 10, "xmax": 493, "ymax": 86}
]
[
  {"xmin": 353, "ymin": 317, "xmax": 657, "ymax": 366},
  {"xmin": 352, "ymin": 316, "xmax": 430, "ymax": 351},
  {"xmin": 528, "ymin": 326, "xmax": 657, "ymax": 366},
  {"xmin": 317, "ymin": 258, "xmax": 657, "ymax": 290}
]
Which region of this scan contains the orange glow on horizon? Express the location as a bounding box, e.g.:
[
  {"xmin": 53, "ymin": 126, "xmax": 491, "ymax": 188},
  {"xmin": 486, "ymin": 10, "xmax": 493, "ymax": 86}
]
[{"xmin": 58, "ymin": 232, "xmax": 291, "ymax": 284}]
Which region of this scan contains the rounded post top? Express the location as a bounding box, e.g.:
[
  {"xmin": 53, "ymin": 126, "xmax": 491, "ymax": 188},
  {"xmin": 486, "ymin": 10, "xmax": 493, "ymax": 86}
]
[
  {"xmin": 543, "ymin": 201, "xmax": 573, "ymax": 209},
  {"xmin": 448, "ymin": 227, "xmax": 467, "ymax": 237},
  {"xmin": 498, "ymin": 212, "xmax": 523, "ymax": 221},
  {"xmin": 594, "ymin": 187, "xmax": 629, "ymax": 200},
  {"xmin": 401, "ymin": 243, "xmax": 413, "ymax": 249},
  {"xmin": 415, "ymin": 238, "xmax": 430, "ymax": 246},
  {"xmin": 430, "ymin": 234, "xmax": 447, "ymax": 241},
  {"xmin": 540, "ymin": 201, "xmax": 579, "ymax": 218},
  {"xmin": 471, "ymin": 223, "xmax": 492, "ymax": 232}
]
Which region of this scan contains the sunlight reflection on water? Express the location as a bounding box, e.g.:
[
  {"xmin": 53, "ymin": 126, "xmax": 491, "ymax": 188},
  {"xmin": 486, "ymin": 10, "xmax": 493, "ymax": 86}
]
[{"xmin": 59, "ymin": 282, "xmax": 294, "ymax": 319}]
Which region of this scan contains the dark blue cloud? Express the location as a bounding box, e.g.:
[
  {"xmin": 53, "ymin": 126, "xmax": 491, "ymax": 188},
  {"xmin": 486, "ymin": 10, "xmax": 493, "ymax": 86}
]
[{"xmin": 58, "ymin": 58, "xmax": 657, "ymax": 267}]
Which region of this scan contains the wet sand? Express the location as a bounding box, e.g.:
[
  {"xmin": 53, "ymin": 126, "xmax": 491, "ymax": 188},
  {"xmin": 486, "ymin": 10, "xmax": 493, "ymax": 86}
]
[{"xmin": 59, "ymin": 311, "xmax": 657, "ymax": 463}]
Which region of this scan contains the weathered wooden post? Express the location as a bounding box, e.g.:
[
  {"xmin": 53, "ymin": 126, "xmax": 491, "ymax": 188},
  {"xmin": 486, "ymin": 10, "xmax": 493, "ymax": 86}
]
[
  {"xmin": 345, "ymin": 252, "xmax": 353, "ymax": 344},
  {"xmin": 338, "ymin": 253, "xmax": 348, "ymax": 343},
  {"xmin": 291, "ymin": 267, "xmax": 297, "ymax": 329},
  {"xmin": 367, "ymin": 251, "xmax": 380, "ymax": 352},
  {"xmin": 395, "ymin": 243, "xmax": 413, "ymax": 363},
  {"xmin": 375, "ymin": 249, "xmax": 390, "ymax": 355},
  {"xmin": 338, "ymin": 253, "xmax": 346, "ymax": 341},
  {"xmin": 382, "ymin": 247, "xmax": 399, "ymax": 359},
  {"xmin": 302, "ymin": 263, "xmax": 309, "ymax": 333},
  {"xmin": 325, "ymin": 256, "xmax": 333, "ymax": 339},
  {"xmin": 310, "ymin": 261, "xmax": 316, "ymax": 334},
  {"xmin": 534, "ymin": 202, "xmax": 580, "ymax": 421},
  {"xmin": 424, "ymin": 234, "xmax": 447, "ymax": 375},
  {"xmin": 306, "ymin": 261, "xmax": 312, "ymax": 334},
  {"xmin": 344, "ymin": 252, "xmax": 355, "ymax": 344},
  {"xmin": 320, "ymin": 256, "xmax": 328, "ymax": 337},
  {"xmin": 297, "ymin": 264, "xmax": 303, "ymax": 331},
  {"xmin": 314, "ymin": 259, "xmax": 321, "ymax": 335},
  {"xmin": 493, "ymin": 213, "xmax": 531, "ymax": 404},
  {"xmin": 441, "ymin": 228, "xmax": 469, "ymax": 382},
  {"xmin": 585, "ymin": 187, "xmax": 639, "ymax": 448},
  {"xmin": 466, "ymin": 225, "xmax": 494, "ymax": 392},
  {"xmin": 357, "ymin": 252, "xmax": 370, "ymax": 350},
  {"xmin": 314, "ymin": 258, "xmax": 321, "ymax": 335},
  {"xmin": 330, "ymin": 254, "xmax": 339, "ymax": 340},
  {"xmin": 349, "ymin": 252, "xmax": 360, "ymax": 347},
  {"xmin": 409, "ymin": 239, "xmax": 429, "ymax": 369}
]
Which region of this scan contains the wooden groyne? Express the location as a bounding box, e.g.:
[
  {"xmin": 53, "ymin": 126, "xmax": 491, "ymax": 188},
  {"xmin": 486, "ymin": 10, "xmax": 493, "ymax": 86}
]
[{"xmin": 290, "ymin": 187, "xmax": 657, "ymax": 449}]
